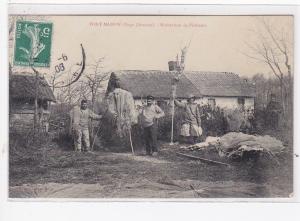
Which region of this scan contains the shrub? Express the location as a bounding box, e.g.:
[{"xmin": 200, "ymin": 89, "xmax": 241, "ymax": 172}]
[
  {"xmin": 201, "ymin": 105, "xmax": 228, "ymax": 136},
  {"xmin": 157, "ymin": 105, "xmax": 183, "ymax": 142}
]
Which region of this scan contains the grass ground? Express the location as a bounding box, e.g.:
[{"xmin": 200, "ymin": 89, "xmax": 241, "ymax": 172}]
[{"xmin": 9, "ymin": 130, "xmax": 293, "ymax": 198}]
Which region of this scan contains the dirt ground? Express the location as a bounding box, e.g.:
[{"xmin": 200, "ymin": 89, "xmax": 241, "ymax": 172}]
[{"xmin": 9, "ymin": 135, "xmax": 293, "ymax": 198}]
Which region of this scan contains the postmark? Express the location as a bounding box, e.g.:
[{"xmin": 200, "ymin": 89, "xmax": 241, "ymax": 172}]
[{"xmin": 14, "ymin": 20, "xmax": 53, "ymax": 67}]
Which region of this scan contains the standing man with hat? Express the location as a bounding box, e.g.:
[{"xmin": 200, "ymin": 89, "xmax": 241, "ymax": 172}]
[
  {"xmin": 174, "ymin": 94, "xmax": 203, "ymax": 144},
  {"xmin": 140, "ymin": 95, "xmax": 165, "ymax": 156},
  {"xmin": 70, "ymin": 99, "xmax": 103, "ymax": 152}
]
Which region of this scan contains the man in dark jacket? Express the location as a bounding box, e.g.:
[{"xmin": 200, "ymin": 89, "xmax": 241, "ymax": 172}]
[
  {"xmin": 266, "ymin": 94, "xmax": 282, "ymax": 130},
  {"xmin": 174, "ymin": 94, "xmax": 203, "ymax": 144}
]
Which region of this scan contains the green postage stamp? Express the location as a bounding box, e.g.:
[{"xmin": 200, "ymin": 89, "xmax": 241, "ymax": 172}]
[{"xmin": 14, "ymin": 21, "xmax": 53, "ymax": 67}]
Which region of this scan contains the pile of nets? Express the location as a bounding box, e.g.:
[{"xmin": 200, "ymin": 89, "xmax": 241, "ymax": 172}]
[
  {"xmin": 180, "ymin": 132, "xmax": 285, "ymax": 162},
  {"xmin": 217, "ymin": 132, "xmax": 285, "ymax": 160},
  {"xmin": 180, "ymin": 136, "xmax": 220, "ymax": 150}
]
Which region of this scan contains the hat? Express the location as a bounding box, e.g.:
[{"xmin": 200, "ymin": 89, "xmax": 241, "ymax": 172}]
[
  {"xmin": 81, "ymin": 99, "xmax": 88, "ymax": 104},
  {"xmin": 111, "ymin": 72, "xmax": 120, "ymax": 80},
  {"xmin": 146, "ymin": 95, "xmax": 154, "ymax": 100}
]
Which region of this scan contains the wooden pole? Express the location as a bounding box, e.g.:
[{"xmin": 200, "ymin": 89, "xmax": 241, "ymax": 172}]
[
  {"xmin": 170, "ymin": 84, "xmax": 177, "ymax": 145},
  {"xmin": 91, "ymin": 123, "xmax": 101, "ymax": 151},
  {"xmin": 129, "ymin": 128, "xmax": 134, "ymax": 155},
  {"xmin": 170, "ymin": 42, "xmax": 191, "ymax": 145},
  {"xmin": 176, "ymin": 152, "xmax": 231, "ymax": 167}
]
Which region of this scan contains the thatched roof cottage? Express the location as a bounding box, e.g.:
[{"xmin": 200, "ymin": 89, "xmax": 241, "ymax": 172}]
[
  {"xmin": 9, "ymin": 73, "xmax": 56, "ymax": 131},
  {"xmin": 106, "ymin": 70, "xmax": 255, "ymax": 110}
]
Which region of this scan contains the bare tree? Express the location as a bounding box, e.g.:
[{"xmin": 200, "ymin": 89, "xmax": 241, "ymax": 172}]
[
  {"xmin": 49, "ymin": 63, "xmax": 82, "ymax": 94},
  {"xmin": 53, "ymin": 57, "xmax": 107, "ymax": 108},
  {"xmin": 252, "ymin": 73, "xmax": 278, "ymax": 109},
  {"xmin": 48, "ymin": 44, "xmax": 87, "ymax": 106},
  {"xmin": 243, "ymin": 17, "xmax": 293, "ymax": 115},
  {"xmin": 83, "ymin": 57, "xmax": 110, "ymax": 110},
  {"xmin": 80, "ymin": 58, "xmax": 110, "ymax": 137},
  {"xmin": 56, "ymin": 77, "xmax": 89, "ymax": 106}
]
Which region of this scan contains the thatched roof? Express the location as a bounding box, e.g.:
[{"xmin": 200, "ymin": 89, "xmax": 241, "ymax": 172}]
[
  {"xmin": 106, "ymin": 70, "xmax": 255, "ymax": 99},
  {"xmin": 107, "ymin": 70, "xmax": 202, "ymax": 99},
  {"xmin": 10, "ymin": 74, "xmax": 56, "ymax": 102},
  {"xmin": 184, "ymin": 71, "xmax": 256, "ymax": 97}
]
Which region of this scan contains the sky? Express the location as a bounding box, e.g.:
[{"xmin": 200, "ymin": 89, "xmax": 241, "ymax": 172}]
[{"xmin": 10, "ymin": 15, "xmax": 293, "ymax": 80}]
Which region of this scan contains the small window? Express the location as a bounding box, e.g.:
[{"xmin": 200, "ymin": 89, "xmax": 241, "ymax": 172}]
[
  {"xmin": 208, "ymin": 98, "xmax": 216, "ymax": 108},
  {"xmin": 38, "ymin": 100, "xmax": 49, "ymax": 110},
  {"xmin": 238, "ymin": 97, "xmax": 245, "ymax": 105}
]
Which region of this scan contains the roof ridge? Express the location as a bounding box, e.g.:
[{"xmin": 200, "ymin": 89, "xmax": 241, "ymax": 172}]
[
  {"xmin": 114, "ymin": 70, "xmax": 243, "ymax": 77},
  {"xmin": 106, "ymin": 71, "xmax": 255, "ymax": 98}
]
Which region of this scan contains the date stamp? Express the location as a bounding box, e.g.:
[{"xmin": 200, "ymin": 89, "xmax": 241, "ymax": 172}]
[{"xmin": 14, "ymin": 20, "xmax": 53, "ymax": 67}]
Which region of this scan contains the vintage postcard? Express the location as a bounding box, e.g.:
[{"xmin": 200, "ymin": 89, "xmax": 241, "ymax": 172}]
[{"xmin": 8, "ymin": 14, "xmax": 294, "ymax": 199}]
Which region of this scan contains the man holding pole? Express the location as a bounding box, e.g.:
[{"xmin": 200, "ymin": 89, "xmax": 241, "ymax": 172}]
[
  {"xmin": 70, "ymin": 99, "xmax": 102, "ymax": 152},
  {"xmin": 169, "ymin": 44, "xmax": 189, "ymax": 145},
  {"xmin": 173, "ymin": 94, "xmax": 203, "ymax": 144}
]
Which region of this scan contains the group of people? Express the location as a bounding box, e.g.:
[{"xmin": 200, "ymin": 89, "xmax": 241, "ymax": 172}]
[
  {"xmin": 69, "ymin": 73, "xmax": 276, "ymax": 155},
  {"xmin": 138, "ymin": 93, "xmax": 205, "ymax": 155},
  {"xmin": 69, "ymin": 99, "xmax": 164, "ymax": 155},
  {"xmin": 69, "ymin": 86, "xmax": 204, "ymax": 156}
]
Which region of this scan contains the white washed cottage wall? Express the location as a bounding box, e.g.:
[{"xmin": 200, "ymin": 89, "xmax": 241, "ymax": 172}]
[{"xmin": 106, "ymin": 70, "xmax": 255, "ymax": 110}]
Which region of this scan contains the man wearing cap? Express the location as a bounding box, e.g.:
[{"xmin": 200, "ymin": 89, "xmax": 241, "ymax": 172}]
[
  {"xmin": 70, "ymin": 99, "xmax": 102, "ymax": 152},
  {"xmin": 174, "ymin": 94, "xmax": 203, "ymax": 144},
  {"xmin": 140, "ymin": 95, "xmax": 165, "ymax": 156}
]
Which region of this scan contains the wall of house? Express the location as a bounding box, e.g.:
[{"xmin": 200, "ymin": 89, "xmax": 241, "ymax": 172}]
[
  {"xmin": 10, "ymin": 99, "xmax": 51, "ymax": 133},
  {"xmin": 9, "ymin": 113, "xmax": 34, "ymax": 132},
  {"xmin": 199, "ymin": 97, "xmax": 237, "ymax": 109},
  {"xmin": 134, "ymin": 98, "xmax": 186, "ymax": 108},
  {"xmin": 134, "ymin": 98, "xmax": 191, "ymax": 107},
  {"xmin": 133, "ymin": 97, "xmax": 255, "ymax": 110},
  {"xmin": 197, "ymin": 97, "xmax": 255, "ymax": 109},
  {"xmin": 244, "ymin": 98, "xmax": 255, "ymax": 109}
]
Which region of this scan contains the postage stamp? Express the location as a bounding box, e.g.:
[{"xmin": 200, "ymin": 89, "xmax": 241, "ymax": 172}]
[{"xmin": 14, "ymin": 20, "xmax": 53, "ymax": 67}]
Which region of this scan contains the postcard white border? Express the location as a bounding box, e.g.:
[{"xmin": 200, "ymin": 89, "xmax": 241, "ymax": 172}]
[{"xmin": 1, "ymin": 1, "xmax": 300, "ymax": 221}]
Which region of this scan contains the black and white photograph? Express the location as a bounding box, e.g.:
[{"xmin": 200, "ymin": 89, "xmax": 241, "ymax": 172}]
[{"xmin": 7, "ymin": 14, "xmax": 294, "ymax": 199}]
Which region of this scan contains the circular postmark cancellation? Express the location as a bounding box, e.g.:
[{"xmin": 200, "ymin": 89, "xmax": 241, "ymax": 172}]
[{"xmin": 14, "ymin": 20, "xmax": 53, "ymax": 68}]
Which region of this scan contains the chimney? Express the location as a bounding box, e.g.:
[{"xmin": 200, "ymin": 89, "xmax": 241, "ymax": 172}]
[{"xmin": 168, "ymin": 61, "xmax": 176, "ymax": 71}]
